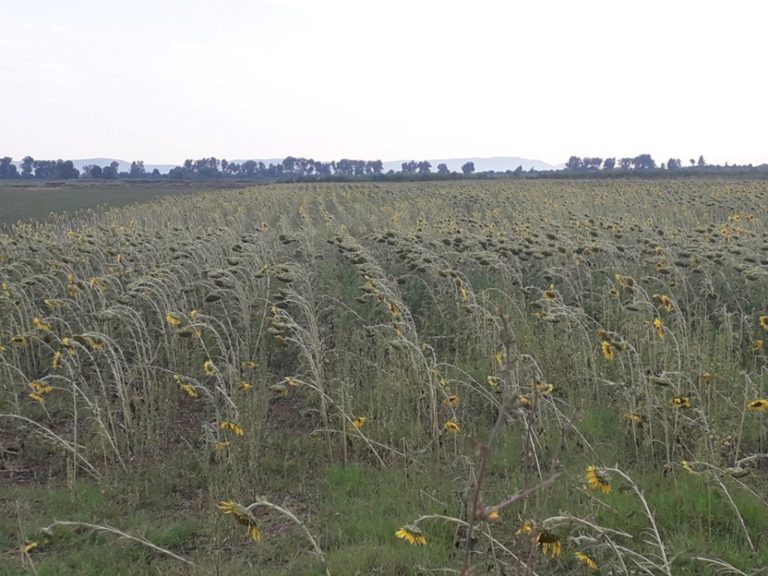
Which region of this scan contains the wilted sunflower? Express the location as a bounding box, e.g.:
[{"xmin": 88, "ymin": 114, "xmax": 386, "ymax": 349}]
[
  {"xmin": 653, "ymin": 318, "xmax": 665, "ymax": 339},
  {"xmin": 203, "ymin": 359, "xmax": 216, "ymax": 376},
  {"xmin": 670, "ymin": 396, "xmax": 691, "ymax": 409},
  {"xmin": 495, "ymin": 351, "xmax": 504, "ymax": 366},
  {"xmin": 575, "ymin": 551, "xmax": 598, "ymax": 570},
  {"xmin": 753, "ymin": 340, "xmax": 764, "ymax": 353},
  {"xmin": 236, "ymin": 381, "xmax": 252, "ymax": 393},
  {"xmin": 652, "ymin": 293, "xmax": 673, "ymax": 312},
  {"xmin": 444, "ymin": 420, "xmax": 460, "ymax": 434},
  {"xmin": 537, "ymin": 530, "xmax": 562, "ymax": 558},
  {"xmin": 601, "ymin": 341, "xmax": 614, "ymax": 361},
  {"xmin": 746, "ymin": 399, "xmax": 768, "ymax": 413},
  {"xmin": 586, "ymin": 466, "xmax": 612, "ymax": 494},
  {"xmin": 174, "ymin": 374, "xmax": 198, "ymax": 398},
  {"xmin": 443, "ymin": 394, "xmax": 460, "ymax": 407},
  {"xmin": 624, "ymin": 412, "xmax": 645, "ymax": 424},
  {"xmin": 166, "ymin": 312, "xmax": 182, "ymax": 327},
  {"xmin": 348, "ymin": 416, "xmax": 367, "ymax": 431},
  {"xmin": 395, "ymin": 525, "xmax": 427, "ymax": 545},
  {"xmin": 219, "ymin": 421, "xmax": 245, "ymax": 436},
  {"xmin": 32, "ymin": 317, "xmax": 51, "ymax": 332},
  {"xmin": 515, "ymin": 519, "xmax": 534, "ymax": 535},
  {"xmin": 536, "ymin": 382, "xmax": 554, "ymax": 396},
  {"xmin": 760, "ymin": 315, "xmax": 768, "ymax": 331},
  {"xmin": 681, "ymin": 460, "xmax": 698, "ymax": 475},
  {"xmin": 217, "ymin": 500, "xmax": 262, "ymax": 542}
]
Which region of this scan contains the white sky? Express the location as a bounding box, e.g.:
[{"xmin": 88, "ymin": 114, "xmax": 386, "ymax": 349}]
[{"xmin": 2, "ymin": 0, "xmax": 767, "ymax": 166}]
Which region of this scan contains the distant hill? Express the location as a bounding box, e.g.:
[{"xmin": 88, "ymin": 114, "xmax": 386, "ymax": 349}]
[{"xmin": 382, "ymin": 157, "xmax": 559, "ymax": 173}]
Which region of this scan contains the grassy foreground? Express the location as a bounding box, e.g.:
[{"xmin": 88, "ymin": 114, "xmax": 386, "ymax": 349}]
[{"xmin": 1, "ymin": 179, "xmax": 767, "ymax": 574}]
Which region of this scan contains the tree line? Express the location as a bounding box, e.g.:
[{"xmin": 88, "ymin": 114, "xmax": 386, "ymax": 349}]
[
  {"xmin": 0, "ymin": 153, "xmax": 765, "ymax": 181},
  {"xmin": 564, "ymin": 154, "xmax": 725, "ymax": 171},
  {"xmin": 0, "ymin": 155, "xmax": 481, "ymax": 181}
]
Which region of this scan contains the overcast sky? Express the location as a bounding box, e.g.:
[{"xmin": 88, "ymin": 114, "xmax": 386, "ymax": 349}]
[{"xmin": 2, "ymin": 0, "xmax": 766, "ymax": 166}]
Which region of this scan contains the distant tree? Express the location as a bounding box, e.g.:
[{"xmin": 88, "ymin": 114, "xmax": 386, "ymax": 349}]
[
  {"xmin": 0, "ymin": 157, "xmax": 18, "ymax": 179},
  {"xmin": 583, "ymin": 157, "xmax": 603, "ymax": 170},
  {"xmin": 21, "ymin": 156, "xmax": 34, "ymax": 177},
  {"xmin": 697, "ymin": 155, "xmax": 706, "ymax": 168},
  {"xmin": 84, "ymin": 165, "xmax": 103, "ymax": 179},
  {"xmin": 400, "ymin": 161, "xmax": 417, "ymax": 174},
  {"xmin": 667, "ymin": 158, "xmax": 681, "ymax": 170},
  {"xmin": 101, "ymin": 161, "xmax": 119, "ymax": 180},
  {"xmin": 513, "ymin": 165, "xmax": 524, "ymax": 176},
  {"xmin": 619, "ymin": 157, "xmax": 633, "ymax": 170},
  {"xmin": 461, "ymin": 161, "xmax": 475, "ymax": 175},
  {"xmin": 129, "ymin": 160, "xmax": 146, "ymax": 178},
  {"xmin": 282, "ymin": 156, "xmax": 297, "ymax": 174},
  {"xmin": 565, "ymin": 156, "xmax": 583, "ymax": 170},
  {"xmin": 436, "ymin": 163, "xmax": 449, "ymax": 175},
  {"xmin": 633, "ymin": 154, "xmax": 656, "ymax": 170},
  {"xmin": 151, "ymin": 168, "xmax": 161, "ymax": 177},
  {"xmin": 603, "ymin": 157, "xmax": 616, "ymax": 170},
  {"xmin": 417, "ymin": 161, "xmax": 432, "ymax": 174},
  {"xmin": 59, "ymin": 160, "xmax": 79, "ymax": 179}
]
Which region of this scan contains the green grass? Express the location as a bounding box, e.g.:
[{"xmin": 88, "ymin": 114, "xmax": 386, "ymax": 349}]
[{"xmin": 0, "ymin": 181, "xmax": 245, "ymax": 227}]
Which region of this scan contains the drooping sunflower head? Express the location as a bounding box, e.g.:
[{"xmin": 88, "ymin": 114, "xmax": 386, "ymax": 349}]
[
  {"xmin": 217, "ymin": 500, "xmax": 261, "ymax": 542},
  {"xmin": 165, "ymin": 312, "xmax": 182, "ymax": 327},
  {"xmin": 653, "ymin": 318, "xmax": 665, "ymax": 339},
  {"xmin": 515, "ymin": 519, "xmax": 534, "ymax": 535},
  {"xmin": 349, "ymin": 416, "xmax": 367, "ymax": 431},
  {"xmin": 536, "ymin": 530, "xmax": 562, "ymax": 558},
  {"xmin": 586, "ymin": 465, "xmax": 612, "ymax": 494},
  {"xmin": 444, "ymin": 420, "xmax": 460, "ymax": 434},
  {"xmin": 760, "ymin": 315, "xmax": 768, "ymax": 332},
  {"xmin": 670, "ymin": 396, "xmax": 691, "ymax": 409},
  {"xmin": 395, "ymin": 525, "xmax": 427, "ymax": 545},
  {"xmin": 623, "ymin": 412, "xmax": 645, "ymax": 424},
  {"xmin": 601, "ymin": 341, "xmax": 614, "ymax": 361},
  {"xmin": 443, "ymin": 394, "xmax": 460, "ymax": 407},
  {"xmin": 219, "ymin": 421, "xmax": 245, "ymax": 436},
  {"xmin": 575, "ymin": 551, "xmax": 598, "ymax": 570},
  {"xmin": 203, "ymin": 359, "xmax": 216, "ymax": 376},
  {"xmin": 746, "ymin": 399, "xmax": 768, "ymax": 413},
  {"xmin": 753, "ymin": 340, "xmax": 764, "ymax": 353}
]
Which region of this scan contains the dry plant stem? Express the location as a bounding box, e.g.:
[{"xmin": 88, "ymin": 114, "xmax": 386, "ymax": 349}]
[
  {"xmin": 245, "ymin": 499, "xmax": 330, "ymax": 576},
  {"xmin": 41, "ymin": 521, "xmax": 195, "ymax": 567},
  {"xmin": 460, "ymin": 311, "xmax": 517, "ymax": 574}
]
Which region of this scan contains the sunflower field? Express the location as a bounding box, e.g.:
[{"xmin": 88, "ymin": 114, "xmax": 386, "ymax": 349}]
[{"xmin": 1, "ymin": 179, "xmax": 767, "ymax": 574}]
